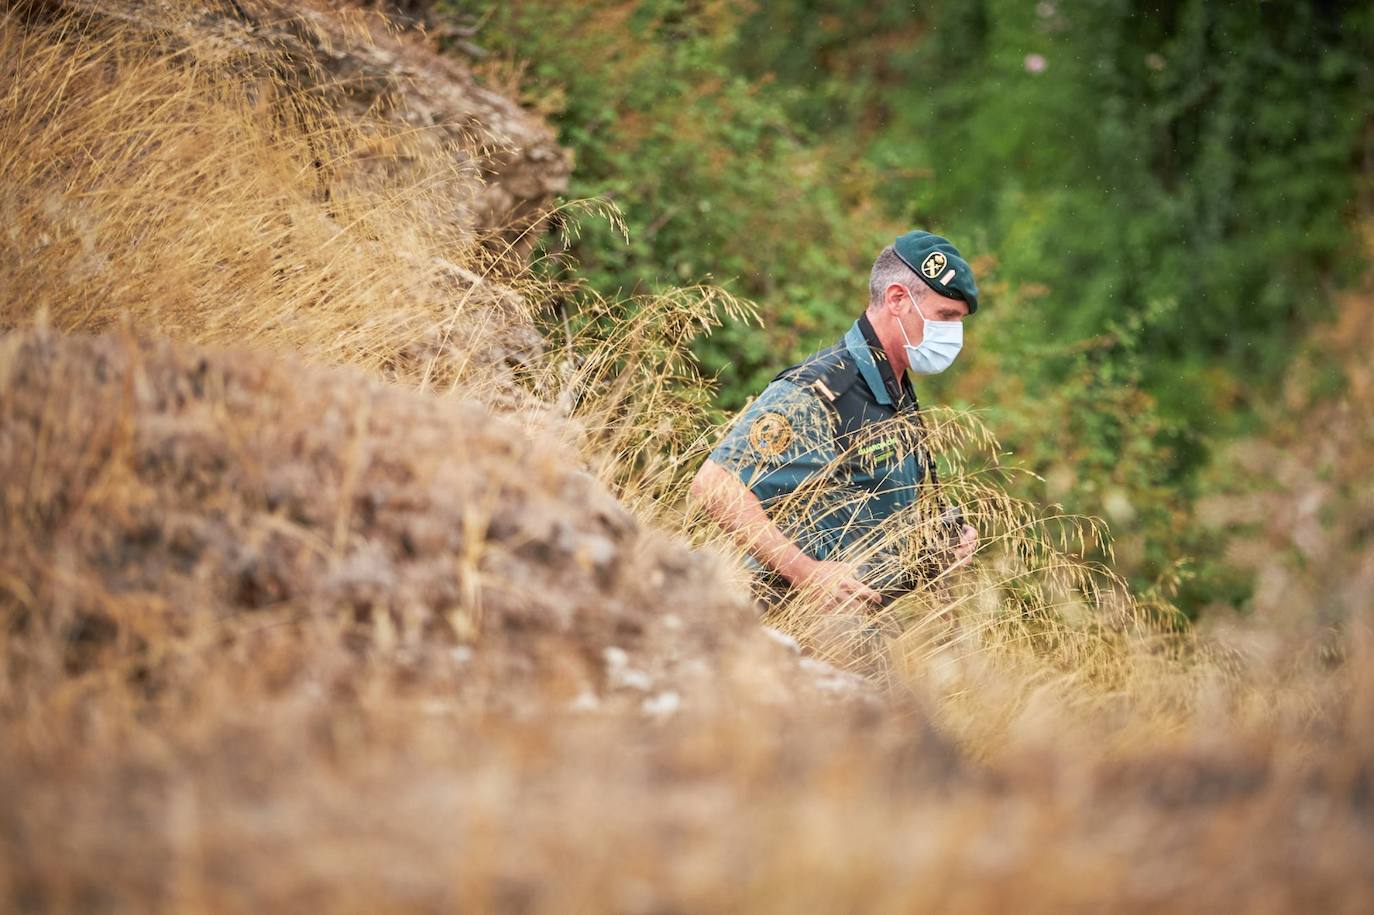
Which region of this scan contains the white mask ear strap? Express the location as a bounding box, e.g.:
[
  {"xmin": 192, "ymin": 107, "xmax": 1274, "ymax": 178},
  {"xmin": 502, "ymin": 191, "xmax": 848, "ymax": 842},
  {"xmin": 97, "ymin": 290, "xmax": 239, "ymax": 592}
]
[
  {"xmin": 907, "ymin": 286, "xmax": 928, "ymax": 323},
  {"xmin": 897, "ymin": 302, "xmax": 915, "ymax": 346}
]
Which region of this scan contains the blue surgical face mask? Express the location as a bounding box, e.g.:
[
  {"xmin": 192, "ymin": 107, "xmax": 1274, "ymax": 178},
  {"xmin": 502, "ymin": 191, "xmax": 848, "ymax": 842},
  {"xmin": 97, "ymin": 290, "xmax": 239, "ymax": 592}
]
[{"xmin": 899, "ymin": 287, "xmax": 963, "ymax": 375}]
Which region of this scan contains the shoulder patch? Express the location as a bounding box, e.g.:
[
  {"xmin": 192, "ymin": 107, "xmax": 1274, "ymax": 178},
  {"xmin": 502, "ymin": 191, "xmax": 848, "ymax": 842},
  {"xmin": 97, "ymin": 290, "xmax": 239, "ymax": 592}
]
[{"xmin": 748, "ymin": 412, "xmax": 794, "ymax": 459}]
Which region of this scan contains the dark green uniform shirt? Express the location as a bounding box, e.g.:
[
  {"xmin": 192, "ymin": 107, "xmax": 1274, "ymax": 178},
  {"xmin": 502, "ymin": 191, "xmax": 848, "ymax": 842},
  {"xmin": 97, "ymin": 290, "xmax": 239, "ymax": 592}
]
[{"xmin": 709, "ymin": 315, "xmax": 958, "ymax": 601}]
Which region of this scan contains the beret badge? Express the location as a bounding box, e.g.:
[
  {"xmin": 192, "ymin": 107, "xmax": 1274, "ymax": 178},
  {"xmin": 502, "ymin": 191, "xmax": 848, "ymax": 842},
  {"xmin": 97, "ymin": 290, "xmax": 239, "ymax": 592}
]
[{"xmin": 921, "ymin": 251, "xmax": 948, "ymax": 279}]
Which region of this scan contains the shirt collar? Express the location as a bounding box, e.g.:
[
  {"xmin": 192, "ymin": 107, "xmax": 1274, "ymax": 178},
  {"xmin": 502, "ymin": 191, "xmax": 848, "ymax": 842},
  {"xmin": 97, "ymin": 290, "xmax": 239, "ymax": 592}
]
[{"xmin": 846, "ymin": 314, "xmax": 912, "ymax": 408}]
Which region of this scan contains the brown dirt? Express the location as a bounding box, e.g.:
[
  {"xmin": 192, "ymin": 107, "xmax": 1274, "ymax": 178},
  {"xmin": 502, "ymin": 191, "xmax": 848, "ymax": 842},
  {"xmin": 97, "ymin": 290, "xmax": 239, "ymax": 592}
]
[
  {"xmin": 2, "ymin": 326, "xmax": 1372, "ymax": 914},
  {"xmin": 0, "ymin": 326, "xmax": 846, "ymax": 710}
]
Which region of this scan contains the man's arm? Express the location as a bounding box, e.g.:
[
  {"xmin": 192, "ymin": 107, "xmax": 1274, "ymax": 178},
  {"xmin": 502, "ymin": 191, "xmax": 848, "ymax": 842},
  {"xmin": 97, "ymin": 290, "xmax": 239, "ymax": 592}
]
[{"xmin": 690, "ymin": 458, "xmax": 880, "ymax": 609}]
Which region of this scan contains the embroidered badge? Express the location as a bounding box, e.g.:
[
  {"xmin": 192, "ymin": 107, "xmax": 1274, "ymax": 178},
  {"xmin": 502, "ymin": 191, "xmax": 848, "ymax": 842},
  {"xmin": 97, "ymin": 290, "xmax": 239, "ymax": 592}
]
[
  {"xmin": 748, "ymin": 412, "xmax": 794, "ymax": 459},
  {"xmin": 858, "ymin": 438, "xmax": 899, "ymax": 464},
  {"xmin": 921, "ymin": 251, "xmax": 947, "ymax": 279}
]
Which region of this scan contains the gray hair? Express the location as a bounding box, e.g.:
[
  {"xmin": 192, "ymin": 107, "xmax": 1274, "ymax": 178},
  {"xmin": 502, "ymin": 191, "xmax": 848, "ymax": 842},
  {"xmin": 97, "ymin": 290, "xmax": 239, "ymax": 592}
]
[{"xmin": 867, "ymin": 245, "xmax": 921, "ymax": 310}]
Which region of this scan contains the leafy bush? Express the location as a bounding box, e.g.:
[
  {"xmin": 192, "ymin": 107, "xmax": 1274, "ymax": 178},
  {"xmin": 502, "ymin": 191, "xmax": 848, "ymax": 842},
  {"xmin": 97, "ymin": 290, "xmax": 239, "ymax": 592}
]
[
  {"xmin": 754, "ymin": 0, "xmax": 1373, "ymax": 421},
  {"xmin": 460, "ymin": 0, "xmax": 902, "ymax": 407},
  {"xmin": 463, "ymin": 0, "xmax": 1372, "ymax": 615}
]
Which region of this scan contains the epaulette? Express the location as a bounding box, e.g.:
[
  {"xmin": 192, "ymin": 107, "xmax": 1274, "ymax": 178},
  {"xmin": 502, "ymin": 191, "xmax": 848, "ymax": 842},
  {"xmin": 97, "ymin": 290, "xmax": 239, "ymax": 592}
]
[{"xmin": 774, "ymin": 342, "xmax": 861, "ymax": 408}]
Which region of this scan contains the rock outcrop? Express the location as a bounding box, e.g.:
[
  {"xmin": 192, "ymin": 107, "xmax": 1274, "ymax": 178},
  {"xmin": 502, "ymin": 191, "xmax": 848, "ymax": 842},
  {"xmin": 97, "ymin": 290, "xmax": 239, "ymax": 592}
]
[
  {"xmin": 31, "ymin": 0, "xmax": 571, "ymax": 256},
  {"xmin": 0, "ymin": 327, "xmax": 881, "ymax": 713}
]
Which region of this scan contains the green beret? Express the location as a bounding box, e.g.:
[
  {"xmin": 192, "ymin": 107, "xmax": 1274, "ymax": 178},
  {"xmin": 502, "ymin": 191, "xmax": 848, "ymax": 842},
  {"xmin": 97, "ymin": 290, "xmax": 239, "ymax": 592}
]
[{"xmin": 893, "ymin": 230, "xmax": 979, "ymax": 314}]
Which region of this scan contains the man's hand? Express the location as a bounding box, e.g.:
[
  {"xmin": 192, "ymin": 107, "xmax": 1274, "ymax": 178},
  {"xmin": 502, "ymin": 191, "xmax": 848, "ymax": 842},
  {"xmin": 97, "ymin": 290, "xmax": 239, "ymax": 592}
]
[
  {"xmin": 950, "ymin": 523, "xmax": 978, "ymax": 569},
  {"xmin": 789, "ymin": 559, "xmax": 882, "ymax": 613}
]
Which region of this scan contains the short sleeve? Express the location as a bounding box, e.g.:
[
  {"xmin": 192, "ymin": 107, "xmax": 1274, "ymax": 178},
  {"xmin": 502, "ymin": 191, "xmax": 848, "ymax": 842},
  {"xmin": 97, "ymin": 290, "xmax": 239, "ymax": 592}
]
[{"xmin": 709, "ymin": 380, "xmax": 839, "ymax": 507}]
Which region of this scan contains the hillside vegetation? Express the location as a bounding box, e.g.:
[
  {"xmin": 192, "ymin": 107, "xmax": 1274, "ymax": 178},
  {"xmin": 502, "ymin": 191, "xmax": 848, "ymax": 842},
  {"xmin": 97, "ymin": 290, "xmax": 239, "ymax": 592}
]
[
  {"xmin": 472, "ymin": 0, "xmax": 1374, "ymax": 615},
  {"xmin": 2, "ymin": 1, "xmax": 1372, "ymax": 912}
]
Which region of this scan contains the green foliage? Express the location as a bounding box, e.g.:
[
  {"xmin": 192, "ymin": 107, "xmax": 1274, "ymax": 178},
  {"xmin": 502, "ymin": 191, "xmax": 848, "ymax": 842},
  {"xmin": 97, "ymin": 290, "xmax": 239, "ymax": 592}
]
[
  {"xmin": 948, "ymin": 288, "xmax": 1247, "ymax": 614},
  {"xmin": 458, "ymin": 0, "xmax": 1371, "ymax": 615},
  {"xmin": 840, "ymin": 0, "xmax": 1370, "ymax": 419},
  {"xmin": 458, "ymin": 0, "xmax": 899, "ymax": 407}
]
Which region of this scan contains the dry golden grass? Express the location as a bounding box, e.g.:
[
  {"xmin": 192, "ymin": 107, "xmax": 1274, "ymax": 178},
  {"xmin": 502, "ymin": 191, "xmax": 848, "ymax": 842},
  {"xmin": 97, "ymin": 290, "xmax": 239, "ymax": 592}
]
[
  {"xmin": 2, "ymin": 3, "xmax": 1372, "ymax": 912},
  {"xmin": 0, "ymin": 0, "xmax": 550, "ymax": 394}
]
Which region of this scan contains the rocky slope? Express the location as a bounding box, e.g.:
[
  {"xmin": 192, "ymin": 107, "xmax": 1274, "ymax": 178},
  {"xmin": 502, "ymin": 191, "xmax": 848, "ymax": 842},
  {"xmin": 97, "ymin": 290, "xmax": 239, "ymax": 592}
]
[
  {"xmin": 0, "ymin": 326, "xmax": 873, "ymax": 711},
  {"xmin": 33, "ymin": 0, "xmax": 572, "ymax": 249}
]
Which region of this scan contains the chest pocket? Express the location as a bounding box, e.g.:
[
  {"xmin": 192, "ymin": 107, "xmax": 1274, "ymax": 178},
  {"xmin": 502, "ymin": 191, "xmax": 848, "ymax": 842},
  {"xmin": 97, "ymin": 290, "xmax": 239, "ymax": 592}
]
[{"xmin": 841, "ymin": 419, "xmax": 926, "ymax": 514}]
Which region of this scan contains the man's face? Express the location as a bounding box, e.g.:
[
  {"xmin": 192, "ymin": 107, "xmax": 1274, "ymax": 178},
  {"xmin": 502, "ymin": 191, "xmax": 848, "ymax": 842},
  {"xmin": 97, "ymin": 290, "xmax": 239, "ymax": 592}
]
[{"xmin": 892, "ymin": 283, "xmax": 969, "ymax": 347}]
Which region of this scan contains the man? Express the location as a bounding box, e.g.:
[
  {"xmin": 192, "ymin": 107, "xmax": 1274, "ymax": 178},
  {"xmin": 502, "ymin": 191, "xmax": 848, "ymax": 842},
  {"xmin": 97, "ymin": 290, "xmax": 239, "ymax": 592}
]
[{"xmin": 690, "ymin": 230, "xmax": 979, "ymax": 621}]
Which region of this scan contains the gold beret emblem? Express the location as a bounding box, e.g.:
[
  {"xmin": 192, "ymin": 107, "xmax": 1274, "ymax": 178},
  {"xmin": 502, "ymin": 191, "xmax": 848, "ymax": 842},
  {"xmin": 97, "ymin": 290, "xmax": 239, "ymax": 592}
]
[
  {"xmin": 748, "ymin": 412, "xmax": 794, "ymax": 459},
  {"xmin": 921, "ymin": 251, "xmax": 947, "ymax": 279}
]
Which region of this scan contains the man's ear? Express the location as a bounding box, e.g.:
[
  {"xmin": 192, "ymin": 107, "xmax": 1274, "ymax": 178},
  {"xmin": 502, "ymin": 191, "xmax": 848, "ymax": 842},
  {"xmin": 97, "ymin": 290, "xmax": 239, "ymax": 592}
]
[{"xmin": 884, "ymin": 282, "xmax": 909, "ymax": 314}]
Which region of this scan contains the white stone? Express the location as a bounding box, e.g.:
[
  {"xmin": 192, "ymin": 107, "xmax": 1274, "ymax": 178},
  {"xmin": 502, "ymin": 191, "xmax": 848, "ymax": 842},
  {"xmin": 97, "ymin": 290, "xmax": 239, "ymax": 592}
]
[{"xmin": 641, "ymin": 691, "xmax": 681, "ymax": 719}]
